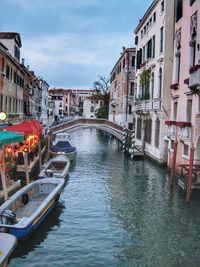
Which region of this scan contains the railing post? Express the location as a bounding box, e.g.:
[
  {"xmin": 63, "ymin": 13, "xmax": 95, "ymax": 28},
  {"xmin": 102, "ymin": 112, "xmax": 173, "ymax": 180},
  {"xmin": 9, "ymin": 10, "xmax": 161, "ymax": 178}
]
[
  {"xmin": 186, "ymin": 144, "xmax": 195, "ymax": 203},
  {"xmin": 122, "ymin": 126, "xmax": 126, "ymax": 152},
  {"xmin": 130, "ymin": 128, "xmax": 135, "ymax": 159},
  {"xmin": 169, "ymin": 139, "xmax": 178, "ymax": 188}
]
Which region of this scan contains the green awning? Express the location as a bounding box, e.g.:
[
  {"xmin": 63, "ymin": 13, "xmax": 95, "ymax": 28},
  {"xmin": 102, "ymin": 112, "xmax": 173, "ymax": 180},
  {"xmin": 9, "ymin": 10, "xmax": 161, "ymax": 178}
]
[{"xmin": 0, "ymin": 131, "xmax": 24, "ymax": 148}]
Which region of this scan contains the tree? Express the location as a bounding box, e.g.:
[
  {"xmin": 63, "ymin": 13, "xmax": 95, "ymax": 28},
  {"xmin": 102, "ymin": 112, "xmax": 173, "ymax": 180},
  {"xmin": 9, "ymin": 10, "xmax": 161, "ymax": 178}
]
[{"xmin": 92, "ymin": 76, "xmax": 110, "ymax": 119}]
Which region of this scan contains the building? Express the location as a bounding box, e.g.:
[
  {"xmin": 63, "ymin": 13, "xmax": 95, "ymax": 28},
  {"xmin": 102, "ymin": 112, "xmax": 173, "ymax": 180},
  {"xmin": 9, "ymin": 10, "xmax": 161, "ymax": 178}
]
[
  {"xmin": 166, "ymin": 0, "xmax": 200, "ymax": 171},
  {"xmin": 75, "ymin": 89, "xmax": 95, "ymax": 116},
  {"xmin": 134, "ymin": 0, "xmax": 174, "ymax": 163},
  {"xmin": 83, "ymin": 96, "xmax": 103, "ymax": 118},
  {"xmin": 109, "ymin": 47, "xmax": 136, "ymax": 129},
  {"xmin": 0, "ymin": 40, "xmax": 24, "ymax": 122}
]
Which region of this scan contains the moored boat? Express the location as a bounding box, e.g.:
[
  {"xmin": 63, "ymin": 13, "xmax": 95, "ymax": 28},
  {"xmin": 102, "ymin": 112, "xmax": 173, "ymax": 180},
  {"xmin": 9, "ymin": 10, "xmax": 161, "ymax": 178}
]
[
  {"xmin": 39, "ymin": 155, "xmax": 70, "ymax": 179},
  {"xmin": 50, "ymin": 132, "xmax": 77, "ymax": 160},
  {"xmin": 0, "ymin": 233, "xmax": 17, "ymax": 267},
  {"xmin": 0, "ymin": 178, "xmax": 65, "ymax": 239}
]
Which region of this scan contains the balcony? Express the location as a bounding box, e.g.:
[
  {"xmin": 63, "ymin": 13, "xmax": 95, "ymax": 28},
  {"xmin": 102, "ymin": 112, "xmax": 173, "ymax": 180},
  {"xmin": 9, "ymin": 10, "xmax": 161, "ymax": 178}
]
[
  {"xmin": 134, "ymin": 99, "xmax": 161, "ymax": 112},
  {"xmin": 165, "ymin": 120, "xmax": 192, "ymax": 140},
  {"xmin": 189, "ymin": 64, "xmax": 200, "ymax": 90}
]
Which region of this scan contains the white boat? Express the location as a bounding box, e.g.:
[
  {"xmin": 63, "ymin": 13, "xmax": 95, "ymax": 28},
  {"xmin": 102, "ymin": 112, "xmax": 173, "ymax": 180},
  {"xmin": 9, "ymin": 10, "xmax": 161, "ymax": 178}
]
[
  {"xmin": 50, "ymin": 132, "xmax": 77, "ymax": 160},
  {"xmin": 0, "ymin": 178, "xmax": 65, "ymax": 239},
  {"xmin": 39, "ymin": 155, "xmax": 70, "ymax": 179},
  {"xmin": 0, "ymin": 233, "xmax": 17, "ymax": 267}
]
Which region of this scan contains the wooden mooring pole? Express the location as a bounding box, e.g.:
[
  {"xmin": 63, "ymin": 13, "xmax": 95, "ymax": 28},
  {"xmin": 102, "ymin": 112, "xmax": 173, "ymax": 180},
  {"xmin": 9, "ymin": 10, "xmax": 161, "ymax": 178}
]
[
  {"xmin": 169, "ymin": 139, "xmax": 178, "ymax": 188},
  {"xmin": 186, "ymin": 144, "xmax": 195, "ymax": 203}
]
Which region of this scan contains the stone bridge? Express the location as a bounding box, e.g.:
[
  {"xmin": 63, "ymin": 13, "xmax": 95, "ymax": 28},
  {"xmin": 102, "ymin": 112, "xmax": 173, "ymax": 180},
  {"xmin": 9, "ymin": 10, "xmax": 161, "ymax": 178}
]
[{"xmin": 49, "ymin": 118, "xmax": 125, "ymax": 141}]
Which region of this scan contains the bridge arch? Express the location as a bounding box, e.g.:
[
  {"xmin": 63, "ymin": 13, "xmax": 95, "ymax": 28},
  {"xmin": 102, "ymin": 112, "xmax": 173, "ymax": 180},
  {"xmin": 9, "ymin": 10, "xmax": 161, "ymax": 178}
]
[{"xmin": 49, "ymin": 118, "xmax": 124, "ymax": 142}]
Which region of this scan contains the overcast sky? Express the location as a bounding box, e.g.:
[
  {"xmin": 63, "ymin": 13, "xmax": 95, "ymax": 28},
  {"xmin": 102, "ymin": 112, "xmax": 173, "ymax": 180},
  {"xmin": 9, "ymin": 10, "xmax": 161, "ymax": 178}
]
[{"xmin": 0, "ymin": 0, "xmax": 152, "ymax": 89}]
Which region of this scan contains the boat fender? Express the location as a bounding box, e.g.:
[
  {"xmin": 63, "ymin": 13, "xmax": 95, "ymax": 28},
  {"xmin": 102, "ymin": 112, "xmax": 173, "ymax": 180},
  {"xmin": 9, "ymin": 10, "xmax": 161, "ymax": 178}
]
[{"xmin": 22, "ymin": 193, "xmax": 29, "ymax": 205}]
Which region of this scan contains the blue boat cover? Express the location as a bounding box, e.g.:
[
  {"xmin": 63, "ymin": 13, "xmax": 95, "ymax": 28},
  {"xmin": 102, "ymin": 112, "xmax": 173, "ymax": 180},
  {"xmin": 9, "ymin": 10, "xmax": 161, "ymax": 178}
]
[{"xmin": 51, "ymin": 141, "xmax": 76, "ymax": 153}]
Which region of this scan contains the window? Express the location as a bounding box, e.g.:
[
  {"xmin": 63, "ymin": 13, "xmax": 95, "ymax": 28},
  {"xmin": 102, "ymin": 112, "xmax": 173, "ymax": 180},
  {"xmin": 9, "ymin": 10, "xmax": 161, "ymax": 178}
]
[
  {"xmin": 183, "ymin": 143, "xmax": 189, "ymax": 156},
  {"xmin": 175, "ymin": 0, "xmax": 182, "ymax": 22},
  {"xmin": 189, "ymin": 0, "xmax": 196, "ymax": 6},
  {"xmin": 136, "ymin": 49, "xmax": 142, "ymax": 69},
  {"xmin": 161, "ymin": 0, "xmax": 164, "ymax": 12},
  {"xmin": 130, "ymin": 82, "xmax": 134, "ymax": 96},
  {"xmin": 160, "ymin": 26, "xmax": 164, "ymax": 53},
  {"xmin": 171, "ymin": 140, "xmax": 174, "ymax": 150},
  {"xmin": 147, "ymin": 39, "xmax": 152, "ymax": 59},
  {"xmin": 187, "ymin": 99, "xmax": 192, "ymax": 122},
  {"xmin": 2, "ymin": 57, "xmax": 4, "ymax": 72},
  {"xmin": 141, "ymin": 30, "xmax": 143, "ymax": 39},
  {"xmin": 128, "ymin": 105, "xmax": 132, "ymax": 114},
  {"xmin": 90, "ymin": 106, "xmax": 94, "ymax": 112},
  {"xmin": 153, "ymin": 12, "xmax": 156, "ymax": 22},
  {"xmin": 158, "ymin": 68, "xmax": 162, "ymax": 98},
  {"xmin": 175, "ymin": 30, "xmax": 181, "ymax": 83},
  {"xmin": 123, "ymin": 59, "xmax": 125, "ymax": 68},
  {"xmin": 154, "ymin": 118, "xmax": 160, "ymax": 147},
  {"xmin": 6, "ymin": 65, "xmax": 10, "ymax": 79},
  {"xmin": 59, "ymin": 110, "xmax": 62, "ymax": 115},
  {"xmin": 173, "ymin": 102, "xmax": 178, "ymax": 121},
  {"xmin": 190, "ymin": 12, "xmax": 197, "ymax": 67},
  {"xmin": 152, "ymin": 35, "xmax": 155, "ymax": 58},
  {"xmin": 131, "ymin": 56, "xmax": 135, "ymax": 67},
  {"xmin": 142, "ymin": 46, "xmax": 145, "ymax": 62}
]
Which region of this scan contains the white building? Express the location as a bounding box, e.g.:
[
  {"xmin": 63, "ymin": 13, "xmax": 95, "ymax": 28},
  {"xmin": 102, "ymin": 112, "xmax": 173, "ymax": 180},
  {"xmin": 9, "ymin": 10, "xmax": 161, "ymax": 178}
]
[
  {"xmin": 83, "ymin": 97, "xmax": 102, "ymax": 118},
  {"xmin": 134, "ymin": 0, "xmax": 174, "ymax": 163}
]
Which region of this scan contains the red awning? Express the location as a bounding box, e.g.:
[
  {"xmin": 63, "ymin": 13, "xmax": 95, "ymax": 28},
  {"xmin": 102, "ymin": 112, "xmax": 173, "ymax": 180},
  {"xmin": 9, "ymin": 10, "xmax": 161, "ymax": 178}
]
[{"xmin": 1, "ymin": 120, "xmax": 42, "ymax": 136}]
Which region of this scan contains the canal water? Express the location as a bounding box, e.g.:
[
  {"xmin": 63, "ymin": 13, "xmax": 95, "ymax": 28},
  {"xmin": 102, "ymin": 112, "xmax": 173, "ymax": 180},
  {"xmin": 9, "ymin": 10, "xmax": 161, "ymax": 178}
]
[{"xmin": 9, "ymin": 128, "xmax": 200, "ymax": 267}]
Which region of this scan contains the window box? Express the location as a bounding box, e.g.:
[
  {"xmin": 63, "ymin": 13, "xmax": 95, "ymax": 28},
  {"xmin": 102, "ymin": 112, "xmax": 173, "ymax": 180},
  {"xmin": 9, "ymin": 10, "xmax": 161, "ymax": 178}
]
[
  {"xmin": 170, "ymin": 83, "xmax": 179, "ymax": 90},
  {"xmin": 189, "ymin": 64, "xmax": 200, "ymax": 74}
]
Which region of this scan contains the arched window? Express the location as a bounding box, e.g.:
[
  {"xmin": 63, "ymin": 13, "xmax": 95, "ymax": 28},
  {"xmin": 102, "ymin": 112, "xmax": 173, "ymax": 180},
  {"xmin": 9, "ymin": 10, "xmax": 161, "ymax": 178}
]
[
  {"xmin": 90, "ymin": 106, "xmax": 94, "ymax": 112},
  {"xmin": 158, "ymin": 68, "xmax": 162, "ymax": 98},
  {"xmin": 136, "ymin": 117, "xmax": 142, "ymax": 140}
]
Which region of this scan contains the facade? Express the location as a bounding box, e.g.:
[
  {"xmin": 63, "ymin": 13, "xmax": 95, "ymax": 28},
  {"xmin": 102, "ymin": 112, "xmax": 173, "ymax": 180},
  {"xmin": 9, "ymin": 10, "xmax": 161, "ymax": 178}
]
[
  {"xmin": 109, "ymin": 47, "xmax": 136, "ymax": 129},
  {"xmin": 75, "ymin": 89, "xmax": 95, "ymax": 116},
  {"xmin": 0, "ymin": 41, "xmax": 24, "ymax": 122},
  {"xmin": 48, "ymin": 89, "xmax": 64, "ymax": 122},
  {"xmin": 134, "ymin": 0, "xmax": 174, "ymax": 163},
  {"xmin": 166, "ymin": 0, "xmax": 200, "ymax": 171},
  {"xmin": 0, "ymin": 32, "xmax": 49, "ymax": 124}
]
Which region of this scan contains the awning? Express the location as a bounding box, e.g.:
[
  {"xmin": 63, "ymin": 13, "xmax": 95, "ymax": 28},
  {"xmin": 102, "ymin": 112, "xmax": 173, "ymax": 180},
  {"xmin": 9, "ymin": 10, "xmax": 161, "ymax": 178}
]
[
  {"xmin": 0, "ymin": 131, "xmax": 24, "ymax": 148},
  {"xmin": 1, "ymin": 120, "xmax": 43, "ymax": 136}
]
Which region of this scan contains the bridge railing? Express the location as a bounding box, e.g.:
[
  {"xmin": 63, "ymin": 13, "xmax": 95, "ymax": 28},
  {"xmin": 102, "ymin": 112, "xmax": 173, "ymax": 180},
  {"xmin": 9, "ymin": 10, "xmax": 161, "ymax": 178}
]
[{"xmin": 50, "ymin": 118, "xmax": 124, "ymax": 134}]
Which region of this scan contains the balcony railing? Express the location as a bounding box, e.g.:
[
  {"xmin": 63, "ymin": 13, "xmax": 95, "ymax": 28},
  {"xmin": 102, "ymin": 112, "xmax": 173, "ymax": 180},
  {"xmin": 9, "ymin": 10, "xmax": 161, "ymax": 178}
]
[
  {"xmin": 165, "ymin": 120, "xmax": 192, "ymax": 140},
  {"xmin": 134, "ymin": 99, "xmax": 161, "ymax": 111},
  {"xmin": 189, "ymin": 64, "xmax": 200, "ymax": 90}
]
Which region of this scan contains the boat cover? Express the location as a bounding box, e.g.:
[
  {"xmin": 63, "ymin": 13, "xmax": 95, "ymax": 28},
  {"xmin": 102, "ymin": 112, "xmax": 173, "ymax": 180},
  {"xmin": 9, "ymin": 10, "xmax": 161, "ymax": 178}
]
[{"xmin": 51, "ymin": 141, "xmax": 76, "ymax": 153}]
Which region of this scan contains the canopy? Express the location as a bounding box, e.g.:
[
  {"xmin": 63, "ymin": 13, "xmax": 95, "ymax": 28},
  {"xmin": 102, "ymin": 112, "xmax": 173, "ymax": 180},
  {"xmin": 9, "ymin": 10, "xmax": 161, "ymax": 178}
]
[
  {"xmin": 0, "ymin": 131, "xmax": 24, "ymax": 148},
  {"xmin": 1, "ymin": 120, "xmax": 43, "ymax": 136}
]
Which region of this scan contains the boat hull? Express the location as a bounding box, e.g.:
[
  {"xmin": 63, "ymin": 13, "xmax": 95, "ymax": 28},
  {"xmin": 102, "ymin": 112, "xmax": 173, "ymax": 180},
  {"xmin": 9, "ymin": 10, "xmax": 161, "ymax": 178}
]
[
  {"xmin": 0, "ymin": 178, "xmax": 64, "ymax": 239},
  {"xmin": 7, "ymin": 195, "xmax": 59, "ymax": 239},
  {"xmin": 50, "ymin": 150, "xmax": 77, "ymax": 161},
  {"xmin": 0, "ymin": 233, "xmax": 17, "ymax": 267}
]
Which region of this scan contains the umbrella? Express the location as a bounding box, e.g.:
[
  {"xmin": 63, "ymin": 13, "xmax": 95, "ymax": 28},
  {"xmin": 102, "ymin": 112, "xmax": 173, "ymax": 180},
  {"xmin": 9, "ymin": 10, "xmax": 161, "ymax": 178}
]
[{"xmin": 0, "ymin": 131, "xmax": 24, "ymax": 148}]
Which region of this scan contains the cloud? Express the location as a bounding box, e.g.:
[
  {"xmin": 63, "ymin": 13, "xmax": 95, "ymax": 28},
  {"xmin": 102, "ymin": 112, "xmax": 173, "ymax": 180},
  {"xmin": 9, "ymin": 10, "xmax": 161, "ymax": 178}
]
[{"xmin": 22, "ymin": 32, "xmax": 132, "ymax": 68}]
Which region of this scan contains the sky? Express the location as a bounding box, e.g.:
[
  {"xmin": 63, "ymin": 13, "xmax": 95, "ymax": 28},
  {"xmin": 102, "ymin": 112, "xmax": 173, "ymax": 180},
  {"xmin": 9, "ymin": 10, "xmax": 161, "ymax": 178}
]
[{"xmin": 0, "ymin": 0, "xmax": 152, "ymax": 89}]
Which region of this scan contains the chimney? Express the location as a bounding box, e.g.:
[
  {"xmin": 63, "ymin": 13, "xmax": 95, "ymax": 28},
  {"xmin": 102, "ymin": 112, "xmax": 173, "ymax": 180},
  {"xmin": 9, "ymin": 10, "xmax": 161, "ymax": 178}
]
[
  {"xmin": 122, "ymin": 46, "xmax": 126, "ymax": 51},
  {"xmin": 21, "ymin": 58, "xmax": 25, "ymax": 65},
  {"xmin": 26, "ymin": 65, "xmax": 29, "ymax": 70}
]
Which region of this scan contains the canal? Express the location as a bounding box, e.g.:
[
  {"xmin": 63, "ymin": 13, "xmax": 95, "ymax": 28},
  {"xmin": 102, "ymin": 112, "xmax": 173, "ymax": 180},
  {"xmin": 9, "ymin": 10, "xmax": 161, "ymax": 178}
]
[{"xmin": 9, "ymin": 128, "xmax": 200, "ymax": 267}]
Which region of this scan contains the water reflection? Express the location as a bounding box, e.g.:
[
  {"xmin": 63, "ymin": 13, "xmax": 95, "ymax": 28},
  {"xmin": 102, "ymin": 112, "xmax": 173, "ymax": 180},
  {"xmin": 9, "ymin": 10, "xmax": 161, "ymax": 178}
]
[{"xmin": 9, "ymin": 201, "xmax": 64, "ymax": 265}]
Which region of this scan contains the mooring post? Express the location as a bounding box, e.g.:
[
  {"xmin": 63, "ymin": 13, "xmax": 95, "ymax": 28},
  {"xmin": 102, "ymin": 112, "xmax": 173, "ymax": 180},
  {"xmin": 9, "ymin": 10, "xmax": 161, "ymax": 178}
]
[
  {"xmin": 122, "ymin": 126, "xmax": 126, "ymax": 152},
  {"xmin": 169, "ymin": 139, "xmax": 178, "ymax": 188},
  {"xmin": 186, "ymin": 144, "xmax": 195, "ymax": 203},
  {"xmin": 130, "ymin": 128, "xmax": 135, "ymax": 159}
]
